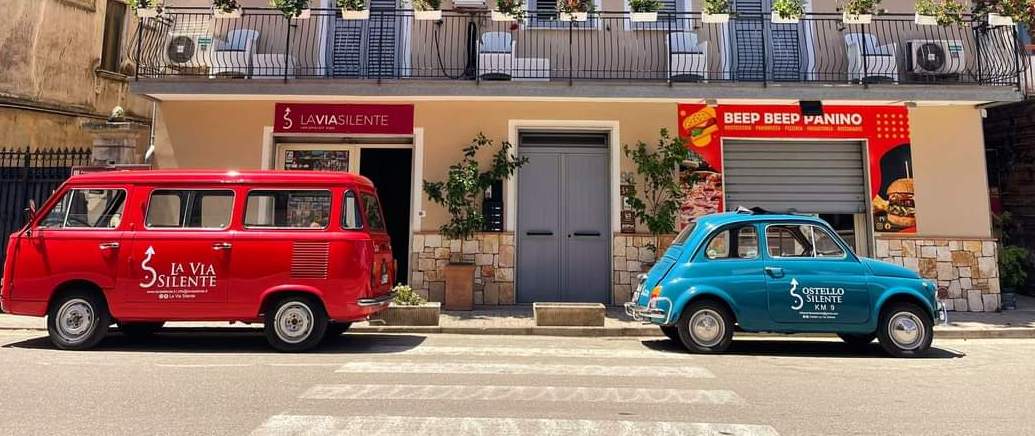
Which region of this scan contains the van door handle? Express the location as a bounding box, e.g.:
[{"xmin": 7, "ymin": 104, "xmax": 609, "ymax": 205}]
[
  {"xmin": 764, "ymin": 266, "xmax": 784, "ymax": 278},
  {"xmin": 98, "ymin": 242, "xmax": 120, "ymax": 250},
  {"xmin": 212, "ymin": 242, "xmax": 232, "ymax": 251}
]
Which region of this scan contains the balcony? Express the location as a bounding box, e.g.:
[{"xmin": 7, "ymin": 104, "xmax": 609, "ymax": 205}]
[{"xmin": 131, "ymin": 7, "xmax": 1027, "ymax": 102}]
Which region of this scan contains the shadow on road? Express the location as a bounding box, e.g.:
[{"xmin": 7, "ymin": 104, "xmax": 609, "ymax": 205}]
[
  {"xmin": 3, "ymin": 329, "xmax": 426, "ymax": 354},
  {"xmin": 639, "ymin": 338, "xmax": 965, "ymax": 359}
]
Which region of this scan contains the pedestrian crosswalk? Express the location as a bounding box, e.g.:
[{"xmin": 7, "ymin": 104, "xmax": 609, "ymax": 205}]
[{"xmin": 250, "ymin": 336, "xmax": 779, "ymax": 436}]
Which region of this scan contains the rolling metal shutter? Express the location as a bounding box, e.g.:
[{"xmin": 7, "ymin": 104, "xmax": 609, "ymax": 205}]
[{"xmin": 722, "ymin": 140, "xmax": 867, "ymax": 214}]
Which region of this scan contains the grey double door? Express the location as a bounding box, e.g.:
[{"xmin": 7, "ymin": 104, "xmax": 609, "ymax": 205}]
[
  {"xmin": 732, "ymin": 0, "xmax": 807, "ymax": 81},
  {"xmin": 517, "ymin": 133, "xmax": 610, "ymax": 304}
]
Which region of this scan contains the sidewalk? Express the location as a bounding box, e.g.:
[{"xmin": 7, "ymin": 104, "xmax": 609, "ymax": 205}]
[{"xmin": 3, "ymin": 295, "xmax": 1034, "ymax": 338}]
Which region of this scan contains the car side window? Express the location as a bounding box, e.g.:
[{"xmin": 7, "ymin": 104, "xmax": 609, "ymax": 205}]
[
  {"xmin": 342, "ymin": 190, "xmax": 363, "ymax": 230},
  {"xmin": 361, "ymin": 193, "xmax": 385, "ymax": 231},
  {"xmin": 145, "ymin": 190, "xmax": 234, "ymax": 229},
  {"xmin": 244, "ymin": 190, "xmax": 331, "ymax": 229},
  {"xmin": 704, "ymin": 225, "xmax": 759, "ymax": 260},
  {"xmin": 39, "ymin": 189, "xmax": 126, "ymax": 229},
  {"xmin": 766, "ymin": 224, "xmax": 845, "ymax": 258}
]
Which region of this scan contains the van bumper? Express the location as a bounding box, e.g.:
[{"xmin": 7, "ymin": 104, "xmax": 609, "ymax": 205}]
[{"xmin": 357, "ymin": 291, "xmax": 395, "ymax": 308}]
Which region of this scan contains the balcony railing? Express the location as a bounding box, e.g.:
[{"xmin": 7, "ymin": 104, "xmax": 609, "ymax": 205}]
[{"xmin": 133, "ymin": 7, "xmax": 1025, "ymax": 88}]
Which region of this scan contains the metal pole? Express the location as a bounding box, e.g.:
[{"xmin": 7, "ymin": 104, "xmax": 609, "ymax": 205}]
[
  {"xmin": 568, "ymin": 17, "xmax": 574, "ymax": 86},
  {"xmin": 284, "ymin": 15, "xmax": 292, "ymax": 82},
  {"xmin": 135, "ymin": 17, "xmax": 144, "ymax": 80}
]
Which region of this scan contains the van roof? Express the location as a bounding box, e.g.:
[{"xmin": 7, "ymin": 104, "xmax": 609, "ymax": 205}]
[{"xmin": 66, "ymin": 170, "xmax": 376, "ymax": 188}]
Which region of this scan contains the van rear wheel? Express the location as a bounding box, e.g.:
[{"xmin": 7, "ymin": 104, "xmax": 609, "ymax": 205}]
[
  {"xmin": 47, "ymin": 291, "xmax": 110, "ymax": 350},
  {"xmin": 676, "ymin": 301, "xmax": 734, "ymax": 354},
  {"xmin": 264, "ymin": 295, "xmax": 327, "ymax": 352}
]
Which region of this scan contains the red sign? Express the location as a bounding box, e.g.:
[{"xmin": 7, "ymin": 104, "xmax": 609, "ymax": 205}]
[
  {"xmin": 274, "ymin": 103, "xmax": 414, "ymax": 134},
  {"xmin": 677, "ymin": 104, "xmax": 915, "ymax": 233}
]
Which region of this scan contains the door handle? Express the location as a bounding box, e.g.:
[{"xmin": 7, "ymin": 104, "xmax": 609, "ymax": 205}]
[
  {"xmin": 525, "ymin": 231, "xmax": 553, "ymax": 236},
  {"xmin": 572, "ymin": 231, "xmax": 601, "ymax": 237},
  {"xmin": 98, "ymin": 242, "xmax": 120, "ymax": 250},
  {"xmin": 212, "ymin": 242, "xmax": 233, "ymax": 251},
  {"xmin": 764, "ymin": 266, "xmax": 785, "ymax": 278}
]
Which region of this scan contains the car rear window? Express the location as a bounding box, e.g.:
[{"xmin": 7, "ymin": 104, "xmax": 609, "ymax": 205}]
[
  {"xmin": 342, "ymin": 190, "xmax": 362, "ymax": 230},
  {"xmin": 145, "ymin": 190, "xmax": 234, "ymax": 229},
  {"xmin": 361, "ymin": 193, "xmax": 385, "ymax": 231},
  {"xmin": 244, "ymin": 190, "xmax": 331, "ymax": 229},
  {"xmin": 672, "ymin": 221, "xmax": 697, "ymax": 245},
  {"xmin": 766, "ymin": 224, "xmax": 846, "ymax": 258}
]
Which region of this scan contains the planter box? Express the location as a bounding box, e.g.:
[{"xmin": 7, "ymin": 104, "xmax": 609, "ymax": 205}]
[
  {"xmin": 296, "ymin": 8, "xmax": 312, "ymax": 19},
  {"xmin": 914, "ymin": 13, "xmax": 937, "ymax": 26},
  {"xmin": 534, "ymin": 302, "xmax": 605, "ymax": 327},
  {"xmin": 842, "ymin": 13, "xmax": 872, "ymax": 24},
  {"xmin": 560, "ymin": 12, "xmax": 589, "ymax": 22},
  {"xmin": 630, "ymin": 12, "xmax": 658, "ymax": 22},
  {"xmin": 135, "ymin": 8, "xmax": 160, "ymax": 18},
  {"xmin": 342, "ymin": 9, "xmax": 369, "ymax": 20},
  {"xmin": 701, "ymin": 12, "xmax": 730, "ymax": 24},
  {"xmin": 414, "ymin": 10, "xmax": 443, "ymax": 20},
  {"xmin": 444, "ymin": 263, "xmax": 476, "ymax": 310},
  {"xmin": 492, "ymin": 11, "xmax": 518, "ymax": 21},
  {"xmin": 987, "ymin": 13, "xmax": 1015, "ymax": 27},
  {"xmin": 371, "ymin": 302, "xmax": 441, "ymax": 326},
  {"xmin": 771, "ymin": 11, "xmax": 800, "ymax": 24},
  {"xmin": 213, "ymin": 8, "xmax": 243, "ymax": 19}
]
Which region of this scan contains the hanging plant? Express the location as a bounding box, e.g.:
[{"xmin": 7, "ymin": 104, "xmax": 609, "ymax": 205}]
[
  {"xmin": 771, "ymin": 0, "xmax": 805, "ymax": 23},
  {"xmin": 558, "ymin": 0, "xmax": 594, "ymax": 21},
  {"xmin": 270, "ymin": 0, "xmax": 311, "ymax": 19},
  {"xmin": 213, "ymin": 0, "xmax": 242, "ymax": 18},
  {"xmin": 973, "ymin": 0, "xmax": 1032, "ymax": 26},
  {"xmin": 493, "ymin": 0, "xmax": 527, "ymax": 21},
  {"xmin": 337, "ymin": 0, "xmax": 369, "ymax": 19},
  {"xmin": 629, "ymin": 0, "xmax": 660, "ymax": 22},
  {"xmin": 702, "ymin": 0, "xmax": 732, "ymax": 23},
  {"xmin": 130, "ymin": 0, "xmax": 163, "ymax": 17},
  {"xmin": 413, "ymin": 0, "xmax": 443, "ymax": 20},
  {"xmin": 840, "ymin": 0, "xmax": 883, "ymax": 23},
  {"xmin": 914, "ymin": 0, "xmax": 965, "ymax": 26}
]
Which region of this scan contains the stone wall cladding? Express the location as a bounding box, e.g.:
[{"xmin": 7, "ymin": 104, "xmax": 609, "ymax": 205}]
[
  {"xmin": 611, "ymin": 234, "xmax": 657, "ymax": 305},
  {"xmin": 874, "ymin": 237, "xmax": 1000, "ymax": 312},
  {"xmin": 410, "ymin": 232, "xmax": 515, "ymax": 305}
]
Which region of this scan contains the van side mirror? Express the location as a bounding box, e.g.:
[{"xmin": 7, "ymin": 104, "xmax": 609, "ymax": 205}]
[{"xmin": 23, "ymin": 199, "xmax": 37, "ymax": 224}]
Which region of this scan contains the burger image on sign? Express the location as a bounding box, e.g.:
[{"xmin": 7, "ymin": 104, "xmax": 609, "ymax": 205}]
[
  {"xmin": 682, "ymin": 107, "xmax": 718, "ymax": 147},
  {"xmin": 885, "ymin": 178, "xmax": 916, "ymax": 228}
]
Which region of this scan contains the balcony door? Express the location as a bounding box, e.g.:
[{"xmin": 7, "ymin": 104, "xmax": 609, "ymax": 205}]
[
  {"xmin": 328, "ymin": 0, "xmax": 410, "ymax": 78},
  {"xmin": 731, "ymin": 0, "xmax": 812, "ymax": 82}
]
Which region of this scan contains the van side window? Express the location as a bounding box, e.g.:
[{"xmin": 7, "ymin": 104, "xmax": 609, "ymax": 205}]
[
  {"xmin": 145, "ymin": 190, "xmax": 234, "ymax": 229},
  {"xmin": 342, "ymin": 191, "xmax": 363, "ymax": 230},
  {"xmin": 244, "ymin": 190, "xmax": 331, "ymax": 229},
  {"xmin": 361, "ymin": 193, "xmax": 385, "ymax": 231},
  {"xmin": 39, "ymin": 189, "xmax": 126, "ymax": 229}
]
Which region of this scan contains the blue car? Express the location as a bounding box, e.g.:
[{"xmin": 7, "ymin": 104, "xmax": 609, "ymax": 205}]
[{"xmin": 625, "ymin": 210, "xmax": 947, "ymax": 357}]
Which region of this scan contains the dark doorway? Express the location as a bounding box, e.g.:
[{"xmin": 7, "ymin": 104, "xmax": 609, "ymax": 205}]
[{"xmin": 360, "ymin": 148, "xmax": 412, "ymax": 281}]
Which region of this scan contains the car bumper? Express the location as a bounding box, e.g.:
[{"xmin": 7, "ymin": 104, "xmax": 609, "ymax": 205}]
[{"xmin": 357, "ymin": 291, "xmax": 395, "ymax": 308}]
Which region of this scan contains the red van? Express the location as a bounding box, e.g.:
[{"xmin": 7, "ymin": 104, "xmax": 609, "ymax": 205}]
[{"xmin": 0, "ymin": 170, "xmax": 395, "ymax": 352}]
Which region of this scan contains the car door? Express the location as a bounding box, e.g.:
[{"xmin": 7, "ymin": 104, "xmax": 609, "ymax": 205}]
[
  {"xmin": 690, "ymin": 222, "xmax": 770, "ymax": 329},
  {"xmin": 763, "ymin": 222, "xmax": 871, "ymax": 325},
  {"xmin": 117, "ymin": 188, "xmax": 235, "ymax": 318}
]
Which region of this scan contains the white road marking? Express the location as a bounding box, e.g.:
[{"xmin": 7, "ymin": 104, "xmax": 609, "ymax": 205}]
[
  {"xmin": 155, "ymin": 363, "xmax": 255, "ymax": 368},
  {"xmin": 335, "ymin": 362, "xmax": 714, "ymax": 378},
  {"xmin": 251, "ymin": 415, "xmax": 779, "ymax": 436},
  {"xmin": 365, "ymin": 345, "xmax": 689, "ymax": 360},
  {"xmin": 300, "ymin": 384, "xmax": 744, "ymax": 405}
]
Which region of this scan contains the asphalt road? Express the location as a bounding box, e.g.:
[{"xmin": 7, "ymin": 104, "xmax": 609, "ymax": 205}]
[{"xmin": 0, "ymin": 329, "xmax": 1031, "ymax": 436}]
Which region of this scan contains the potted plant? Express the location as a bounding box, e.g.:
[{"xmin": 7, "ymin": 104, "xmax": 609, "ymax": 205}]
[
  {"xmin": 973, "ymin": 0, "xmax": 1030, "ymax": 27},
  {"xmin": 702, "ymin": 0, "xmax": 732, "ymax": 23},
  {"xmin": 131, "ymin": 0, "xmax": 163, "ymax": 18},
  {"xmin": 271, "ymin": 0, "xmax": 311, "ymax": 19},
  {"xmin": 840, "ymin": 0, "xmax": 882, "ymax": 24},
  {"xmin": 558, "ymin": 0, "xmax": 593, "ymax": 21},
  {"xmin": 371, "ymin": 284, "xmax": 442, "ymax": 326},
  {"xmin": 423, "ymin": 134, "xmax": 527, "ymax": 310},
  {"xmin": 493, "ymin": 0, "xmax": 526, "ymax": 21},
  {"xmin": 629, "ymin": 0, "xmax": 661, "ymax": 22},
  {"xmin": 213, "ymin": 0, "xmax": 243, "ymax": 18},
  {"xmin": 337, "ymin": 0, "xmax": 369, "ymax": 19},
  {"xmin": 622, "ymin": 129, "xmax": 698, "ymax": 263},
  {"xmin": 770, "ymin": 0, "xmax": 804, "ymax": 23},
  {"xmin": 914, "ymin": 0, "xmax": 964, "ymax": 26},
  {"xmin": 413, "ymin": 0, "xmax": 443, "ymax": 20},
  {"xmin": 999, "ymin": 245, "xmax": 1032, "ymax": 309}
]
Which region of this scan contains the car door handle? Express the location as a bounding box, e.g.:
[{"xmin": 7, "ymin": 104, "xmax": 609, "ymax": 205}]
[
  {"xmin": 212, "ymin": 242, "xmax": 232, "ymax": 251},
  {"xmin": 764, "ymin": 267, "xmax": 785, "ymax": 278},
  {"xmin": 98, "ymin": 242, "xmax": 120, "ymax": 250}
]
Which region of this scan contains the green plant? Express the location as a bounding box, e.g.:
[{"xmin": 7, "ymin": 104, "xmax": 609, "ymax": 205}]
[
  {"xmin": 557, "ymin": 0, "xmax": 594, "ymax": 14},
  {"xmin": 413, "ymin": 0, "xmax": 442, "ymax": 11},
  {"xmin": 841, "ymin": 0, "xmax": 883, "ymax": 15},
  {"xmin": 915, "ymin": 0, "xmax": 965, "ymax": 25},
  {"xmin": 629, "ymin": 0, "xmax": 661, "ymax": 13},
  {"xmin": 392, "ymin": 284, "xmax": 427, "ymax": 306},
  {"xmin": 1000, "ymin": 245, "xmax": 1033, "ymax": 290},
  {"xmin": 973, "ymin": 0, "xmax": 1034, "ymax": 24},
  {"xmin": 213, "ymin": 0, "xmax": 241, "ymax": 13},
  {"xmin": 423, "ymin": 134, "xmax": 527, "ymax": 241},
  {"xmin": 496, "ymin": 0, "xmax": 527, "ymax": 20},
  {"xmin": 336, "ymin": 0, "xmax": 365, "ymax": 11},
  {"xmin": 702, "ymin": 0, "xmax": 732, "ymax": 14},
  {"xmin": 131, "ymin": 0, "xmax": 161, "ymax": 9},
  {"xmin": 270, "ymin": 0, "xmax": 310, "ymax": 17},
  {"xmin": 622, "ymin": 129, "xmax": 698, "ymax": 250},
  {"xmin": 771, "ymin": 0, "xmax": 805, "ymax": 18}
]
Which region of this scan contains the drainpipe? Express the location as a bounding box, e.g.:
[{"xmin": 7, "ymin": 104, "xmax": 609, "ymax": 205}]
[{"xmin": 144, "ymin": 101, "xmax": 157, "ymax": 164}]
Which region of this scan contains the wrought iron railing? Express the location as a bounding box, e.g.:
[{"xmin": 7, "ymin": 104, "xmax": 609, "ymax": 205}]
[{"xmin": 133, "ymin": 7, "xmax": 1024, "ymax": 88}]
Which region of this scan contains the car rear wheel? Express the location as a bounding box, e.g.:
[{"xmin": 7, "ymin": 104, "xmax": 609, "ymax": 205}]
[
  {"xmin": 265, "ymin": 295, "xmax": 328, "ymax": 352},
  {"xmin": 117, "ymin": 322, "xmax": 165, "ymax": 340},
  {"xmin": 47, "ymin": 291, "xmax": 111, "ymax": 350},
  {"xmin": 676, "ymin": 301, "xmax": 734, "ymax": 353},
  {"xmin": 877, "ymin": 302, "xmax": 933, "ymax": 358},
  {"xmin": 660, "ymin": 325, "xmax": 680, "ymax": 342},
  {"xmin": 837, "ymin": 332, "xmax": 876, "ymax": 350}
]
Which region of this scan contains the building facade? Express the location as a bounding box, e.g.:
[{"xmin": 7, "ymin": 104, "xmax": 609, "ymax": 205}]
[{"xmin": 131, "ymin": 0, "xmax": 1023, "ymax": 311}]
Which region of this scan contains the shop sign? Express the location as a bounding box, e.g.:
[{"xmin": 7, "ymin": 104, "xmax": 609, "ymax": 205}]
[
  {"xmin": 274, "ymin": 103, "xmax": 414, "ymax": 135},
  {"xmin": 677, "ymin": 104, "xmax": 916, "ymax": 234}
]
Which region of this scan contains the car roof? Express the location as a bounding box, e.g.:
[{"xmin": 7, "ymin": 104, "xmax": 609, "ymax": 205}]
[
  {"xmin": 65, "ymin": 170, "xmax": 376, "ymax": 188},
  {"xmin": 695, "ymin": 211, "xmax": 829, "ymax": 229}
]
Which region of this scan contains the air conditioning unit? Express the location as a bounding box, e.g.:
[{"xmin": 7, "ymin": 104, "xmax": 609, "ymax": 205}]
[
  {"xmin": 164, "ymin": 21, "xmax": 214, "ymax": 70},
  {"xmin": 907, "ymin": 39, "xmax": 965, "ymax": 75}
]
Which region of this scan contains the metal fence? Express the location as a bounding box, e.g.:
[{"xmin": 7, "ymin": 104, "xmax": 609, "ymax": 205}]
[
  {"xmin": 134, "ymin": 8, "xmax": 1024, "ymax": 87},
  {"xmin": 0, "ymin": 148, "xmax": 91, "ymax": 269}
]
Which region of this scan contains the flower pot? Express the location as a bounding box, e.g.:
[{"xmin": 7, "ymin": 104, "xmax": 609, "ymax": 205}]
[
  {"xmin": 135, "ymin": 7, "xmax": 160, "ymax": 18},
  {"xmin": 914, "ymin": 13, "xmax": 937, "ymax": 25},
  {"xmin": 492, "ymin": 11, "xmax": 517, "ymax": 21},
  {"xmin": 371, "ymin": 302, "xmax": 441, "ymax": 326},
  {"xmin": 770, "ymin": 11, "xmax": 800, "ymax": 24},
  {"xmin": 701, "ymin": 12, "xmax": 730, "ymax": 23},
  {"xmin": 296, "ymin": 8, "xmax": 312, "ymax": 19},
  {"xmin": 414, "ymin": 9, "xmax": 443, "ymax": 20},
  {"xmin": 842, "ymin": 12, "xmax": 872, "ymax": 24},
  {"xmin": 341, "ymin": 9, "xmax": 369, "ymax": 20},
  {"xmin": 443, "ymin": 263, "xmax": 476, "ymax": 311},
  {"xmin": 987, "ymin": 13, "xmax": 1015, "ymax": 27},
  {"xmin": 630, "ymin": 11, "xmax": 658, "ymax": 22},
  {"xmin": 559, "ymin": 12, "xmax": 589, "ymax": 22},
  {"xmin": 213, "ymin": 8, "xmax": 243, "ymax": 19}
]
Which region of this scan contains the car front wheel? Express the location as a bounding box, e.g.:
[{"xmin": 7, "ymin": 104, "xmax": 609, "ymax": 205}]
[
  {"xmin": 264, "ymin": 296, "xmax": 328, "ymax": 352},
  {"xmin": 877, "ymin": 303, "xmax": 933, "ymax": 358},
  {"xmin": 47, "ymin": 291, "xmax": 111, "ymax": 350},
  {"xmin": 676, "ymin": 301, "xmax": 734, "ymax": 353}
]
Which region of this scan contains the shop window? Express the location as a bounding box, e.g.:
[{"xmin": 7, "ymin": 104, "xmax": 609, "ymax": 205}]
[
  {"xmin": 244, "ymin": 190, "xmax": 331, "ymax": 229},
  {"xmin": 342, "ymin": 191, "xmax": 363, "ymax": 230},
  {"xmin": 361, "ymin": 193, "xmax": 385, "ymax": 231},
  {"xmin": 40, "ymin": 189, "xmax": 126, "ymax": 229},
  {"xmin": 145, "ymin": 190, "xmax": 234, "ymax": 229},
  {"xmin": 766, "ymin": 224, "xmax": 845, "ymax": 258},
  {"xmin": 100, "ymin": 0, "xmax": 127, "ymax": 73},
  {"xmin": 704, "ymin": 225, "xmax": 758, "ymax": 260}
]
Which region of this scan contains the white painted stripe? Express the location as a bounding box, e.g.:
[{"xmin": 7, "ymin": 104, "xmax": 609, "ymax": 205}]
[
  {"xmin": 155, "ymin": 363, "xmax": 255, "ymax": 368},
  {"xmin": 369, "ymin": 345, "xmax": 689, "ymax": 360},
  {"xmin": 300, "ymin": 384, "xmax": 743, "ymax": 405},
  {"xmin": 335, "ymin": 362, "xmax": 713, "ymax": 378},
  {"xmin": 252, "ymin": 415, "xmax": 779, "ymax": 436}
]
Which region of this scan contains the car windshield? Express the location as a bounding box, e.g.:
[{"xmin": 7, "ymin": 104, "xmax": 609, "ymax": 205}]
[{"xmin": 672, "ymin": 221, "xmax": 697, "ymax": 245}]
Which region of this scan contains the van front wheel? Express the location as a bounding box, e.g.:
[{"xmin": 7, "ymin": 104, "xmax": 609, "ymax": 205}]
[
  {"xmin": 264, "ymin": 296, "xmax": 328, "ymax": 352},
  {"xmin": 47, "ymin": 291, "xmax": 111, "ymax": 350},
  {"xmin": 676, "ymin": 301, "xmax": 734, "ymax": 353}
]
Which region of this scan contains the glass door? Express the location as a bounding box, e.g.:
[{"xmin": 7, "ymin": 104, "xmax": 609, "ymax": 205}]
[{"xmin": 275, "ymin": 144, "xmax": 360, "ymax": 173}]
